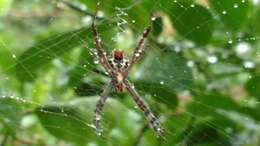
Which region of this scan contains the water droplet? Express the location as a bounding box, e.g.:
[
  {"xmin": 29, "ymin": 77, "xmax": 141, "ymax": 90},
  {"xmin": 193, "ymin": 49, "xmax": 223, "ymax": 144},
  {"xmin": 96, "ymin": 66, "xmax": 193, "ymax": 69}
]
[
  {"xmin": 135, "ymin": 53, "xmax": 140, "ymax": 57},
  {"xmin": 12, "ymin": 54, "xmax": 17, "ymax": 58},
  {"xmin": 222, "ymin": 10, "xmax": 227, "ymax": 15},
  {"xmin": 187, "ymin": 60, "xmax": 195, "ymax": 67},
  {"xmin": 243, "ymin": 61, "xmax": 255, "ymax": 69},
  {"xmin": 81, "ymin": 16, "xmax": 92, "ymax": 24},
  {"xmin": 190, "ymin": 4, "xmax": 195, "ymax": 7},
  {"xmin": 235, "ymin": 42, "xmax": 250, "ymax": 55},
  {"xmin": 233, "ymin": 3, "xmax": 238, "ymax": 8},
  {"xmin": 228, "ymin": 40, "xmax": 233, "ymax": 44},
  {"xmin": 160, "ymin": 81, "xmax": 164, "ymax": 85},
  {"xmin": 97, "ymin": 11, "xmax": 104, "ymax": 18},
  {"xmin": 207, "ymin": 56, "xmax": 218, "ymax": 64},
  {"xmin": 94, "ymin": 60, "xmax": 99, "ymax": 64},
  {"xmin": 151, "ymin": 17, "xmax": 156, "ymax": 21}
]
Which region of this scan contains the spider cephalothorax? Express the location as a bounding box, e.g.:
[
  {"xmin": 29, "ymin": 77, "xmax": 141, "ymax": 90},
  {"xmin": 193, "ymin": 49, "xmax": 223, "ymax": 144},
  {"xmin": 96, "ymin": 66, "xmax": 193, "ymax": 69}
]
[
  {"xmin": 107, "ymin": 49, "xmax": 129, "ymax": 92},
  {"xmin": 91, "ymin": 2, "xmax": 163, "ymax": 137},
  {"xmin": 108, "ymin": 49, "xmax": 129, "ymax": 70}
]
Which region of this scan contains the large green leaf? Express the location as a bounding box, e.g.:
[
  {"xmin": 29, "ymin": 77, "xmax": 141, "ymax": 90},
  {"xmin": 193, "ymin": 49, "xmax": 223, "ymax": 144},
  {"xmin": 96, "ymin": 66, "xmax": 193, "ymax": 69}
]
[
  {"xmin": 15, "ymin": 27, "xmax": 90, "ymax": 82},
  {"xmin": 35, "ymin": 97, "xmax": 140, "ymax": 145},
  {"xmin": 162, "ymin": 2, "xmax": 214, "ymax": 45},
  {"xmin": 0, "ymin": 0, "xmax": 12, "ymax": 16},
  {"xmin": 15, "ymin": 19, "xmax": 117, "ymax": 82},
  {"xmin": 151, "ymin": 16, "xmax": 163, "ymax": 37},
  {"xmin": 188, "ymin": 92, "xmax": 260, "ymax": 126},
  {"xmin": 0, "ymin": 96, "xmax": 29, "ymax": 134},
  {"xmin": 67, "ymin": 47, "xmax": 97, "ymax": 88},
  {"xmin": 135, "ymin": 45, "xmax": 193, "ymax": 90},
  {"xmin": 254, "ymin": 7, "xmax": 260, "ymax": 36},
  {"xmin": 209, "ymin": 0, "xmax": 251, "ymax": 31},
  {"xmin": 133, "ymin": 45, "xmax": 192, "ymax": 109},
  {"xmin": 245, "ymin": 75, "xmax": 260, "ymax": 99},
  {"xmin": 135, "ymin": 81, "xmax": 178, "ymax": 109},
  {"xmin": 35, "ymin": 105, "xmax": 90, "ymax": 144},
  {"xmin": 185, "ymin": 122, "xmax": 230, "ymax": 146}
]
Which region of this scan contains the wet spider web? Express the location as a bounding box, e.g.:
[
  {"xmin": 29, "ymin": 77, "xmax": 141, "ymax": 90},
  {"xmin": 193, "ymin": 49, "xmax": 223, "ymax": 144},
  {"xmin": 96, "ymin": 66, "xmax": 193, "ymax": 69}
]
[{"xmin": 0, "ymin": 0, "xmax": 260, "ymax": 146}]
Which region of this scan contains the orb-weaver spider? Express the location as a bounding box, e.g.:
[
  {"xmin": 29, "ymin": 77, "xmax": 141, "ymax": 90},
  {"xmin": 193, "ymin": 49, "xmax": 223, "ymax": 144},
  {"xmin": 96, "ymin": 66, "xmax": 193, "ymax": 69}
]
[{"xmin": 90, "ymin": 2, "xmax": 162, "ymax": 136}]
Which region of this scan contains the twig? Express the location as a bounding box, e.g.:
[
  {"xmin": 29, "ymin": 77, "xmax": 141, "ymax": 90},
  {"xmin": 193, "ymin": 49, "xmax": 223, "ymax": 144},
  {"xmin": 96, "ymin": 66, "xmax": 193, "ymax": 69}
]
[{"xmin": 57, "ymin": 0, "xmax": 103, "ymax": 20}]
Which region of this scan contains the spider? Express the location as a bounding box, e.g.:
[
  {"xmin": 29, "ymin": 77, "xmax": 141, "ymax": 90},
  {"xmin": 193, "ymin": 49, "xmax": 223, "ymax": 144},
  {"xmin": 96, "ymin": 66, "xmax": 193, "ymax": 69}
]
[{"xmin": 90, "ymin": 2, "xmax": 163, "ymax": 136}]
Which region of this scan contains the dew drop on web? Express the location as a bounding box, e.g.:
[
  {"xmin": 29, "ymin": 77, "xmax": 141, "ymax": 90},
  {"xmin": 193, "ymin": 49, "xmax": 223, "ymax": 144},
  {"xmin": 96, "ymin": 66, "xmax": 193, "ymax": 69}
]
[
  {"xmin": 94, "ymin": 60, "xmax": 99, "ymax": 64},
  {"xmin": 160, "ymin": 81, "xmax": 164, "ymax": 85},
  {"xmin": 233, "ymin": 3, "xmax": 238, "ymax": 8},
  {"xmin": 222, "ymin": 10, "xmax": 227, "ymax": 15},
  {"xmin": 12, "ymin": 54, "xmax": 17, "ymax": 58}
]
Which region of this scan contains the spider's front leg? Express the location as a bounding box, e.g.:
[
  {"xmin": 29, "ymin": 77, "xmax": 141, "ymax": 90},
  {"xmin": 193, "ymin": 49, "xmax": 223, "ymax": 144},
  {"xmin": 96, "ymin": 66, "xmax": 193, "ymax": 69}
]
[
  {"xmin": 123, "ymin": 79, "xmax": 163, "ymax": 136},
  {"xmin": 93, "ymin": 81, "xmax": 113, "ymax": 136},
  {"xmin": 124, "ymin": 25, "xmax": 152, "ymax": 76},
  {"xmin": 91, "ymin": 2, "xmax": 112, "ymax": 74}
]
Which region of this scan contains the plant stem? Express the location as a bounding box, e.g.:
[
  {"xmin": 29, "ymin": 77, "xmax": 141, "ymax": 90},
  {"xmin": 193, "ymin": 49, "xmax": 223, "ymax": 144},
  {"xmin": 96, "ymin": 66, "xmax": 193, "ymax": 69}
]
[{"xmin": 57, "ymin": 0, "xmax": 103, "ymax": 20}]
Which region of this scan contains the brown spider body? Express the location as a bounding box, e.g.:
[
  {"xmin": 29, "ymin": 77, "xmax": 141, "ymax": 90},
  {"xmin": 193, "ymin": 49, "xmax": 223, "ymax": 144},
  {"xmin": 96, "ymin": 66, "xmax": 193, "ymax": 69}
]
[
  {"xmin": 107, "ymin": 49, "xmax": 129, "ymax": 92},
  {"xmin": 91, "ymin": 3, "xmax": 162, "ymax": 137}
]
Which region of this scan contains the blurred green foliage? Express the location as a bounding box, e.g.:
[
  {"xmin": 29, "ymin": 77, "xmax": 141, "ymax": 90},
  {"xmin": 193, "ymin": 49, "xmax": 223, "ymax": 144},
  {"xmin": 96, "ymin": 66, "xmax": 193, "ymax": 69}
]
[{"xmin": 0, "ymin": 0, "xmax": 260, "ymax": 146}]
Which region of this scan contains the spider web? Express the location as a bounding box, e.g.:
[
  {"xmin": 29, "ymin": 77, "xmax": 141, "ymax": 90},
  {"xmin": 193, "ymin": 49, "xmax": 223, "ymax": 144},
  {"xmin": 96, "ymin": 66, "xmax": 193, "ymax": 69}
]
[{"xmin": 0, "ymin": 0, "xmax": 259, "ymax": 146}]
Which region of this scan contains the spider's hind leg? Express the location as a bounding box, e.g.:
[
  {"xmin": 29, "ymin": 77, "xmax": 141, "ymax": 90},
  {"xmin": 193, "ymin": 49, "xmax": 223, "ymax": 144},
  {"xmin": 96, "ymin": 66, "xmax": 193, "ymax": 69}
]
[
  {"xmin": 124, "ymin": 79, "xmax": 163, "ymax": 136},
  {"xmin": 93, "ymin": 81, "xmax": 113, "ymax": 135}
]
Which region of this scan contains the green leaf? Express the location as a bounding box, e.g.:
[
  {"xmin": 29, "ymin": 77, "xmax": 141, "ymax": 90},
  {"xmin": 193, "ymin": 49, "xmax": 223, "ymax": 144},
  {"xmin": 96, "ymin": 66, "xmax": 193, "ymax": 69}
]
[
  {"xmin": 188, "ymin": 93, "xmax": 240, "ymax": 116},
  {"xmin": 245, "ymin": 75, "xmax": 260, "ymax": 99},
  {"xmin": 74, "ymin": 82, "xmax": 103, "ymax": 97},
  {"xmin": 135, "ymin": 81, "xmax": 178, "ymax": 109},
  {"xmin": 161, "ymin": 114, "xmax": 193, "ymax": 145},
  {"xmin": 253, "ymin": 7, "xmax": 260, "ymax": 36},
  {"xmin": 15, "ymin": 27, "xmax": 90, "ymax": 82},
  {"xmin": 0, "ymin": 96, "xmax": 29, "ymax": 133},
  {"xmin": 209, "ymin": 0, "xmax": 251, "ymax": 31},
  {"xmin": 0, "ymin": 0, "xmax": 12, "ymax": 16},
  {"xmin": 132, "ymin": 45, "xmax": 192, "ymax": 108},
  {"xmin": 67, "ymin": 48, "xmax": 96, "ymax": 88},
  {"xmin": 35, "ymin": 97, "xmax": 140, "ymax": 145},
  {"xmin": 35, "ymin": 105, "xmax": 89, "ymax": 144},
  {"xmin": 152, "ymin": 16, "xmax": 163, "ymax": 37},
  {"xmin": 163, "ymin": 2, "xmax": 214, "ymax": 45},
  {"xmin": 185, "ymin": 122, "xmax": 229, "ymax": 146},
  {"xmin": 136, "ymin": 45, "xmax": 193, "ymax": 90},
  {"xmin": 188, "ymin": 92, "xmax": 260, "ymax": 125}
]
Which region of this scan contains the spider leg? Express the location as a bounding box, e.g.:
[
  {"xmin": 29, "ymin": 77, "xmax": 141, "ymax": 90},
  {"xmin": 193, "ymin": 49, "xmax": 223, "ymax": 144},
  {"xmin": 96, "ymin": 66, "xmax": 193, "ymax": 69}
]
[
  {"xmin": 124, "ymin": 25, "xmax": 152, "ymax": 76},
  {"xmin": 91, "ymin": 2, "xmax": 112, "ymax": 74},
  {"xmin": 123, "ymin": 79, "xmax": 163, "ymax": 136},
  {"xmin": 93, "ymin": 80, "xmax": 113, "ymax": 136}
]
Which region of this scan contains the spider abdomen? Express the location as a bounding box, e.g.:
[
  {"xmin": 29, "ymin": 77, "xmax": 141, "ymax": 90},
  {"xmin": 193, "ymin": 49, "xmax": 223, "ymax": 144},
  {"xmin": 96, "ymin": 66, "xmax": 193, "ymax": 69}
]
[{"xmin": 116, "ymin": 83, "xmax": 124, "ymax": 92}]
